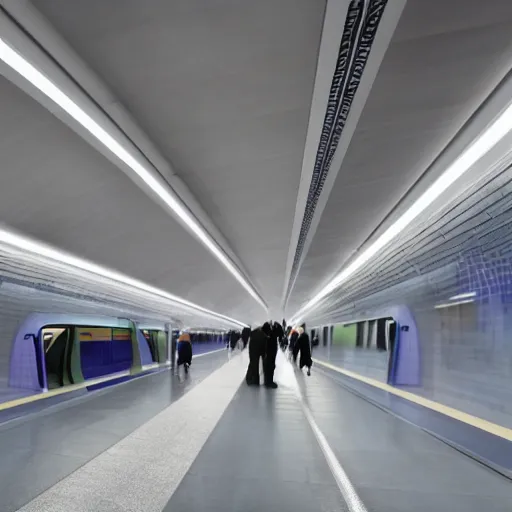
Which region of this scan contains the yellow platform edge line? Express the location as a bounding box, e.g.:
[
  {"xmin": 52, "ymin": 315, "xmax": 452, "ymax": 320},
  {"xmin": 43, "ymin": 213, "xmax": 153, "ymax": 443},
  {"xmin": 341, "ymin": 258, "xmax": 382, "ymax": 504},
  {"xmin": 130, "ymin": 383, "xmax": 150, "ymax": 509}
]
[
  {"xmin": 312, "ymin": 357, "xmax": 512, "ymax": 442},
  {"xmin": 0, "ymin": 368, "xmax": 149, "ymax": 413},
  {"xmin": 0, "ymin": 349, "xmax": 224, "ymax": 414}
]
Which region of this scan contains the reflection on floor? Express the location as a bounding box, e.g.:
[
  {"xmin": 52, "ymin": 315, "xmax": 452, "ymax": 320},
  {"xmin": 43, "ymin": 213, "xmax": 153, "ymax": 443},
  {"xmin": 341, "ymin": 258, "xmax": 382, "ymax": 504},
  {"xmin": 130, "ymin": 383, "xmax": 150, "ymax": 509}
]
[
  {"xmin": 0, "ymin": 350, "xmax": 232, "ymax": 512},
  {"xmin": 312, "ymin": 348, "xmax": 512, "ymax": 476},
  {"xmin": 5, "ymin": 349, "xmax": 512, "ymax": 512},
  {"xmin": 0, "ymin": 342, "xmax": 226, "ymax": 422}
]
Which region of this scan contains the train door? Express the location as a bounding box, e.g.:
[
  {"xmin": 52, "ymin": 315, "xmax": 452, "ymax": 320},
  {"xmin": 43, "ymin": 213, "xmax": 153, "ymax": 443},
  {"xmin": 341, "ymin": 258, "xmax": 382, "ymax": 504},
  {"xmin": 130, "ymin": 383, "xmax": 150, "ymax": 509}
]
[
  {"xmin": 142, "ymin": 329, "xmax": 158, "ymax": 362},
  {"xmin": 387, "ymin": 320, "xmax": 399, "ymax": 384},
  {"xmin": 42, "ymin": 326, "xmax": 71, "ymax": 389}
]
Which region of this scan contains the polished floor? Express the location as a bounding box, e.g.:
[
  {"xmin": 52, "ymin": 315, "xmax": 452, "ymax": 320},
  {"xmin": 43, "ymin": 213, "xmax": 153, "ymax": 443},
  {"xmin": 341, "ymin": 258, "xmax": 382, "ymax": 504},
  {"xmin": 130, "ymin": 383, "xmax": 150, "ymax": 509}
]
[
  {"xmin": 0, "ymin": 350, "xmax": 230, "ymax": 512},
  {"xmin": 164, "ymin": 383, "xmax": 348, "ymax": 511},
  {"xmin": 4, "ymin": 349, "xmax": 512, "ymax": 511}
]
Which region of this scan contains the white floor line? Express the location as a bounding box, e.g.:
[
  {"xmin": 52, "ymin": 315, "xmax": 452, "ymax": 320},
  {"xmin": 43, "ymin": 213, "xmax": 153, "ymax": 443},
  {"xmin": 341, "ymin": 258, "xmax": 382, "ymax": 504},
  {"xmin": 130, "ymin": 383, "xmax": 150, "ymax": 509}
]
[
  {"xmin": 193, "ymin": 347, "xmax": 228, "ymax": 358},
  {"xmin": 275, "ymin": 350, "xmax": 368, "ymax": 512},
  {"xmin": 17, "ymin": 352, "xmax": 247, "ymax": 512}
]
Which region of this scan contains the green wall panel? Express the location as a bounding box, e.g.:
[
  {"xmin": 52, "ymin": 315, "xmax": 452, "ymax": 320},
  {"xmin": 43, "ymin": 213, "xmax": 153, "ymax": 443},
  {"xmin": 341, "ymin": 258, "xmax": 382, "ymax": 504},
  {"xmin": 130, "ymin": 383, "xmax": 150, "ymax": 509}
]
[
  {"xmin": 332, "ymin": 324, "xmax": 357, "ymax": 346},
  {"xmin": 129, "ymin": 322, "xmax": 143, "ymax": 375},
  {"xmin": 156, "ymin": 330, "xmax": 168, "ymax": 363}
]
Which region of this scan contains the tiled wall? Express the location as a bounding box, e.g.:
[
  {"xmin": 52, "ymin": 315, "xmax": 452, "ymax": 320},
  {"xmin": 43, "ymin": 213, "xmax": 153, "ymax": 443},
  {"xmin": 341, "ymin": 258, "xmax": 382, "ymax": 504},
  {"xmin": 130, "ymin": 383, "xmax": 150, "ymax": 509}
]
[
  {"xmin": 315, "ymin": 261, "xmax": 512, "ymax": 429},
  {"xmin": 0, "ymin": 282, "xmax": 163, "ymax": 391},
  {"xmin": 316, "ymin": 345, "xmax": 389, "ymax": 382},
  {"xmin": 411, "ymin": 297, "xmax": 512, "ymax": 429}
]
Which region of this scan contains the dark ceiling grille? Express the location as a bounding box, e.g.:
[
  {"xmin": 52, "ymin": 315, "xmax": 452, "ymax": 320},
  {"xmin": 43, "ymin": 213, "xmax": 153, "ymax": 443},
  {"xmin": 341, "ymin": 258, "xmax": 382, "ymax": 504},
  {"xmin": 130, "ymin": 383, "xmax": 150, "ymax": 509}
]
[{"xmin": 286, "ymin": 0, "xmax": 388, "ymax": 301}]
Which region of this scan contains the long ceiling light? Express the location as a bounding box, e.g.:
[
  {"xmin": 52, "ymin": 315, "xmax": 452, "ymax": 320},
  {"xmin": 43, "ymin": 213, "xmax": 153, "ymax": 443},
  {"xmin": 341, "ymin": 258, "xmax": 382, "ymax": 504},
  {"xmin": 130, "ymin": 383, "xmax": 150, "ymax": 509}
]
[
  {"xmin": 0, "ymin": 225, "xmax": 249, "ymax": 328},
  {"xmin": 290, "ymin": 97, "xmax": 512, "ymax": 324},
  {"xmin": 449, "ymin": 291, "xmax": 477, "ymax": 301},
  {"xmin": 434, "ymin": 299, "xmax": 475, "ymax": 310},
  {"xmin": 0, "ymin": 38, "xmax": 266, "ymax": 311}
]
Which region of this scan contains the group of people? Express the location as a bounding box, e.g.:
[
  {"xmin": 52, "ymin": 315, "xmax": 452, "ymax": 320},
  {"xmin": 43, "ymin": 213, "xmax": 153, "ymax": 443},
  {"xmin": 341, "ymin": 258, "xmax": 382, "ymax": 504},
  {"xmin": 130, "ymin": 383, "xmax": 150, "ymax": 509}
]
[
  {"xmin": 286, "ymin": 325, "xmax": 314, "ymax": 376},
  {"xmin": 176, "ymin": 325, "xmax": 252, "ymax": 374},
  {"xmin": 176, "ymin": 320, "xmax": 315, "ymax": 385},
  {"xmin": 245, "ymin": 320, "xmax": 313, "ymax": 388},
  {"xmin": 226, "ymin": 327, "xmax": 251, "ymax": 351}
]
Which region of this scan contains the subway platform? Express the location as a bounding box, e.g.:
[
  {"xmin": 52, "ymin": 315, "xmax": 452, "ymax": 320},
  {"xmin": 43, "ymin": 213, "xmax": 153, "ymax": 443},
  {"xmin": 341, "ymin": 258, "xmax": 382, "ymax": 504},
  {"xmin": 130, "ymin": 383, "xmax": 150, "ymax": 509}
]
[{"xmin": 2, "ymin": 349, "xmax": 512, "ymax": 512}]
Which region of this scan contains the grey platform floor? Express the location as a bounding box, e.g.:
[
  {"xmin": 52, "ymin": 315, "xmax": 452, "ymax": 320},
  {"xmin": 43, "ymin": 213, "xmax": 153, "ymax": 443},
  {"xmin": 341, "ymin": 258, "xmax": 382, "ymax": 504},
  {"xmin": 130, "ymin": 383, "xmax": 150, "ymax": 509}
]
[
  {"xmin": 296, "ymin": 366, "xmax": 512, "ymax": 512},
  {"xmin": 166, "ymin": 355, "xmax": 512, "ymax": 512},
  {"xmin": 6, "ymin": 348, "xmax": 512, "ymax": 511},
  {"xmin": 0, "ymin": 350, "xmax": 230, "ymax": 512},
  {"xmin": 163, "ymin": 383, "xmax": 348, "ymax": 512}
]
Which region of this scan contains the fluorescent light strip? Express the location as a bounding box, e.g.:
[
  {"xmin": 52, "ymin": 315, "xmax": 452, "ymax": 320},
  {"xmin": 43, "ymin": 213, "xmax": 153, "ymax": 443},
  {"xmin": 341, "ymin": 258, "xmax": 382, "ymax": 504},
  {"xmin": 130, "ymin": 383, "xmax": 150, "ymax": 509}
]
[
  {"xmin": 435, "ymin": 299, "xmax": 475, "ymax": 310},
  {"xmin": 290, "ymin": 96, "xmax": 512, "ymax": 324},
  {"xmin": 0, "ymin": 38, "xmax": 266, "ymax": 311},
  {"xmin": 0, "ymin": 226, "xmax": 248, "ymax": 328},
  {"xmin": 449, "ymin": 291, "xmax": 477, "ymax": 301}
]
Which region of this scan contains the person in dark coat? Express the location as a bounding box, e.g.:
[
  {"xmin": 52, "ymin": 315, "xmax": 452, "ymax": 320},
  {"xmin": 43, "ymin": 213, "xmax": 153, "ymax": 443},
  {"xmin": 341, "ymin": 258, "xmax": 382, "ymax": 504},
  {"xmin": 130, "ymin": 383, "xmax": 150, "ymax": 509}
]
[
  {"xmin": 294, "ymin": 327, "xmax": 312, "ymax": 376},
  {"xmin": 241, "ymin": 327, "xmax": 251, "ymax": 349},
  {"xmin": 229, "ymin": 330, "xmax": 239, "ymax": 351},
  {"xmin": 273, "ymin": 321, "xmax": 285, "ymax": 351},
  {"xmin": 246, "ymin": 326, "xmax": 266, "ymax": 386},
  {"xmin": 289, "ymin": 327, "xmax": 299, "ymax": 362},
  {"xmin": 177, "ymin": 332, "xmax": 193, "ymax": 373},
  {"xmin": 262, "ymin": 321, "xmax": 278, "ymax": 388}
]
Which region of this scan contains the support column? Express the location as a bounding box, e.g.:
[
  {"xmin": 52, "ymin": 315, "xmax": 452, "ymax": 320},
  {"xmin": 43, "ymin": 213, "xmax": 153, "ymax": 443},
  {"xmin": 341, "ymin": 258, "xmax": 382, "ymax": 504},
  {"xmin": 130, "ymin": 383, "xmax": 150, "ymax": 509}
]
[{"xmin": 166, "ymin": 322, "xmax": 175, "ymax": 368}]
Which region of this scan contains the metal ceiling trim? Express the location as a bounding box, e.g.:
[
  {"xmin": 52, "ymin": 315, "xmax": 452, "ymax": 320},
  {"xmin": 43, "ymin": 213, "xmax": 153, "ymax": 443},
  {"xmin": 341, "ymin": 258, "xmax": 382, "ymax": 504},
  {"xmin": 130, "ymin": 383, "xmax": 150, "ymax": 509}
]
[{"xmin": 281, "ymin": 0, "xmax": 405, "ymax": 312}]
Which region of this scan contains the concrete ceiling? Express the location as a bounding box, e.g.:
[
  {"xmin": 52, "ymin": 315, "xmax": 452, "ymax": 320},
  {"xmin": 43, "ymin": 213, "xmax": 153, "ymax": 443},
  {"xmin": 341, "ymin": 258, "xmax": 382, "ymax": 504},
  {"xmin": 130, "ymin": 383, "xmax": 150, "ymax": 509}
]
[
  {"xmin": 0, "ymin": 0, "xmax": 509, "ymax": 326},
  {"xmin": 0, "ymin": 73, "xmax": 264, "ymax": 322},
  {"xmin": 30, "ymin": 0, "xmax": 327, "ymax": 319},
  {"xmin": 286, "ymin": 0, "xmax": 512, "ymax": 316}
]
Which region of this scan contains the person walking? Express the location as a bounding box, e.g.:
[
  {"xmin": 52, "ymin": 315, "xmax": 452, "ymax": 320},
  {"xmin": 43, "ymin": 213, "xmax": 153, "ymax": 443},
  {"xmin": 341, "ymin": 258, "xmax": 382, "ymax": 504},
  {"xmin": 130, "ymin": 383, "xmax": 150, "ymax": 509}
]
[
  {"xmin": 177, "ymin": 331, "xmax": 193, "ymax": 374},
  {"xmin": 272, "ymin": 321, "xmax": 285, "ymax": 351},
  {"xmin": 262, "ymin": 321, "xmax": 278, "ymax": 388},
  {"xmin": 229, "ymin": 330, "xmax": 239, "ymax": 351},
  {"xmin": 289, "ymin": 327, "xmax": 299, "ymax": 362},
  {"xmin": 295, "ymin": 327, "xmax": 312, "ymax": 376},
  {"xmin": 245, "ymin": 326, "xmax": 265, "ymax": 386},
  {"xmin": 241, "ymin": 326, "xmax": 251, "ymax": 350}
]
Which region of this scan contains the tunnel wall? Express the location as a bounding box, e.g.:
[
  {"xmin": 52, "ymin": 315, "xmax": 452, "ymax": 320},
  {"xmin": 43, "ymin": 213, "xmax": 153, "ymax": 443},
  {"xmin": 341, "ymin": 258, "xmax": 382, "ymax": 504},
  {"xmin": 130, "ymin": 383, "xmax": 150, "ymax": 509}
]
[
  {"xmin": 322, "ymin": 258, "xmax": 512, "ymax": 429},
  {"xmin": 328, "ymin": 346, "xmax": 389, "ymax": 382},
  {"xmin": 410, "ymin": 299, "xmax": 512, "ymax": 429},
  {"xmin": 407, "ymin": 255, "xmax": 512, "ymax": 429},
  {"xmin": 0, "ymin": 281, "xmax": 169, "ymax": 392}
]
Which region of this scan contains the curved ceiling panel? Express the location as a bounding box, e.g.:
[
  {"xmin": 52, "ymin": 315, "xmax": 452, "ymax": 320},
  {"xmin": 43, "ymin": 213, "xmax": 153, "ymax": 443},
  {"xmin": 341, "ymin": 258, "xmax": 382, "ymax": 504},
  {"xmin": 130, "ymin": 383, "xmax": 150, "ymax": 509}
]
[
  {"xmin": 0, "ymin": 74, "xmax": 262, "ymax": 323},
  {"xmin": 33, "ymin": 0, "xmax": 327, "ymax": 316}
]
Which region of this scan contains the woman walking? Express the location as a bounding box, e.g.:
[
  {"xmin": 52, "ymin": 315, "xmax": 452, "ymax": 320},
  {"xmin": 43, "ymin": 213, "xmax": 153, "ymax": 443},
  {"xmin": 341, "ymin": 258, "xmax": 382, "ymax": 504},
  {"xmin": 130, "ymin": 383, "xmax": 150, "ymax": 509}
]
[
  {"xmin": 177, "ymin": 331, "xmax": 193, "ymax": 374},
  {"xmin": 295, "ymin": 327, "xmax": 312, "ymax": 376}
]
